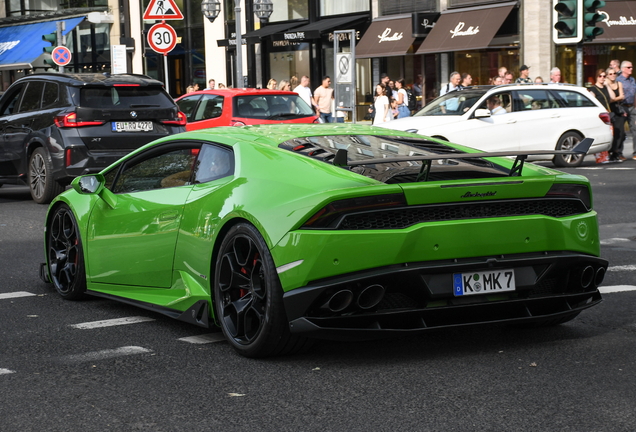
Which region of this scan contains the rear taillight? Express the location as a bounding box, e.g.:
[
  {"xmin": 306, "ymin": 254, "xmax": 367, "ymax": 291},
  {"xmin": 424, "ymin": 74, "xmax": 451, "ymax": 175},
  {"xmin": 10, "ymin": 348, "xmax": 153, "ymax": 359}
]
[
  {"xmin": 599, "ymin": 112, "xmax": 611, "ymax": 125},
  {"xmin": 302, "ymin": 194, "xmax": 407, "ymax": 229},
  {"xmin": 545, "ymin": 183, "xmax": 592, "ymax": 210},
  {"xmin": 231, "ymin": 120, "xmax": 246, "ymax": 126},
  {"xmin": 161, "ymin": 111, "xmax": 187, "ymax": 126},
  {"xmin": 55, "ymin": 112, "xmax": 105, "ymax": 128}
]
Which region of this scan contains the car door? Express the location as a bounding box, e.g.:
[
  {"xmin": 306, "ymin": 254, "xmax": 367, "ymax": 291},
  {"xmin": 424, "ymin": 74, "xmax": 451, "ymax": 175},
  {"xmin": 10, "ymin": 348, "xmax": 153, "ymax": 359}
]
[
  {"xmin": 549, "ymin": 89, "xmax": 600, "ymax": 137},
  {"xmin": 0, "ymin": 84, "xmax": 27, "ymax": 177},
  {"xmin": 513, "ymin": 89, "xmax": 562, "ymax": 151},
  {"xmin": 187, "ymin": 94, "xmax": 225, "ymax": 131},
  {"xmin": 456, "ymin": 91, "xmax": 519, "ymax": 152},
  {"xmin": 87, "ymin": 142, "xmax": 201, "ymax": 288}
]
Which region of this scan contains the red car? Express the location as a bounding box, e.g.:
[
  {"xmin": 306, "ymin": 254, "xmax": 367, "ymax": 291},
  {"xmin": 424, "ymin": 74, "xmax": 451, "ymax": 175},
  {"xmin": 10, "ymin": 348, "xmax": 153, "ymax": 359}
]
[{"xmin": 175, "ymin": 88, "xmax": 319, "ymax": 131}]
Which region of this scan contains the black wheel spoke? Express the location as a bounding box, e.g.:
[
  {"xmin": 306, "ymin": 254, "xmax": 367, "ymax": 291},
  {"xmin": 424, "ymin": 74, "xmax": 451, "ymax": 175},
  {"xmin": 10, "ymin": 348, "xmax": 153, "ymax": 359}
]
[
  {"xmin": 223, "ymin": 294, "xmax": 254, "ymax": 338},
  {"xmin": 250, "ymin": 259, "xmax": 267, "ymax": 300},
  {"xmin": 48, "ymin": 208, "xmax": 79, "ymax": 293},
  {"xmin": 233, "ymin": 236, "xmax": 254, "ymax": 267}
]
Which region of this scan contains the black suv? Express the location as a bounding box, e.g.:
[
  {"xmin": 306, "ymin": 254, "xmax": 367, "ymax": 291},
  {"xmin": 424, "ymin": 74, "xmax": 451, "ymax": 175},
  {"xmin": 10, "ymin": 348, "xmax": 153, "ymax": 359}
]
[{"xmin": 0, "ymin": 73, "xmax": 186, "ymax": 203}]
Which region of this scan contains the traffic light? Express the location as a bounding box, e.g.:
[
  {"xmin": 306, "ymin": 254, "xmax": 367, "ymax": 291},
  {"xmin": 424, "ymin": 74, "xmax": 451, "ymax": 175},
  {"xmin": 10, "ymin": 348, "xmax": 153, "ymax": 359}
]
[
  {"xmin": 42, "ymin": 32, "xmax": 58, "ymax": 69},
  {"xmin": 553, "ymin": 0, "xmax": 582, "ymax": 44},
  {"xmin": 583, "ymin": 0, "xmax": 605, "ymax": 41}
]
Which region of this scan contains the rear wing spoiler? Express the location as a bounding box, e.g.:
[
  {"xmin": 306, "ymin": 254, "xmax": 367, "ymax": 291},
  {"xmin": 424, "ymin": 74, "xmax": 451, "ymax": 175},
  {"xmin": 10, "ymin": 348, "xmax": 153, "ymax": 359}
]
[{"xmin": 333, "ymin": 138, "xmax": 593, "ymax": 180}]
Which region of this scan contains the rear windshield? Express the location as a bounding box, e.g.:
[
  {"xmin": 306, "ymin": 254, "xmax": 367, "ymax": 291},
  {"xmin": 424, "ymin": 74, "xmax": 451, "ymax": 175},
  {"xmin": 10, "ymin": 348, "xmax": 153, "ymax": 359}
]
[
  {"xmin": 80, "ymin": 86, "xmax": 175, "ymax": 109},
  {"xmin": 233, "ymin": 95, "xmax": 314, "ymax": 119},
  {"xmin": 279, "ymin": 135, "xmax": 508, "ymax": 183}
]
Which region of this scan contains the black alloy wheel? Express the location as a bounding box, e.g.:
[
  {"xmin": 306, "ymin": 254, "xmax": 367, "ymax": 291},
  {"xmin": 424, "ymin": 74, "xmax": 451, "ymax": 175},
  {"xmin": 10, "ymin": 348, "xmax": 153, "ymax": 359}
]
[
  {"xmin": 47, "ymin": 205, "xmax": 86, "ymax": 300},
  {"xmin": 214, "ymin": 223, "xmax": 310, "ymax": 358},
  {"xmin": 553, "ymin": 132, "xmax": 585, "ymax": 167},
  {"xmin": 29, "ymin": 147, "xmax": 64, "ymax": 204}
]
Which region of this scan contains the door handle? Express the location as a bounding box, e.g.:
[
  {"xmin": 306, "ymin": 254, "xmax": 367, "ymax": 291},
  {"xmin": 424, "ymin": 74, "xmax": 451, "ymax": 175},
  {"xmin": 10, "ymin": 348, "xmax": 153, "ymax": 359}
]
[
  {"xmin": 506, "ymin": 119, "xmax": 517, "ymax": 124},
  {"xmin": 159, "ymin": 210, "xmax": 179, "ymax": 221}
]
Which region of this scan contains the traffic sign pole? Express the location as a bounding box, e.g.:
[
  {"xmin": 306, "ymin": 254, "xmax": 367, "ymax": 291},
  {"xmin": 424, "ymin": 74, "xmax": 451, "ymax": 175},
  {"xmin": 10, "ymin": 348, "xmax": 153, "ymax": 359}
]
[{"xmin": 164, "ymin": 50, "xmax": 170, "ymax": 94}]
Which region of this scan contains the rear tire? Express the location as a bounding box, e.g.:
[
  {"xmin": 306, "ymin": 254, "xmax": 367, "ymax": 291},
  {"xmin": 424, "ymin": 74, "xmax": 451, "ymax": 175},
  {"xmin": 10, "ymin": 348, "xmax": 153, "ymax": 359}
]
[
  {"xmin": 553, "ymin": 132, "xmax": 585, "ymax": 167},
  {"xmin": 29, "ymin": 147, "xmax": 64, "ymax": 204},
  {"xmin": 213, "ymin": 223, "xmax": 310, "ymax": 358}
]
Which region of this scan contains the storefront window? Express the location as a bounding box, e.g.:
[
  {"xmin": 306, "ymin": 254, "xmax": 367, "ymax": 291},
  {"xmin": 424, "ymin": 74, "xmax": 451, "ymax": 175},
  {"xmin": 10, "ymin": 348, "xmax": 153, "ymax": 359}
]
[
  {"xmin": 449, "ymin": 0, "xmax": 510, "ymax": 7},
  {"xmin": 556, "ymin": 43, "xmax": 636, "ymax": 86},
  {"xmin": 321, "ymin": 0, "xmax": 368, "ymax": 16},
  {"xmin": 379, "ymin": 0, "xmax": 436, "ymax": 17},
  {"xmin": 268, "ymin": 45, "xmax": 310, "ymax": 83},
  {"xmin": 269, "ymin": 0, "xmax": 308, "ymax": 22},
  {"xmin": 453, "ymin": 48, "xmax": 519, "ymax": 86}
]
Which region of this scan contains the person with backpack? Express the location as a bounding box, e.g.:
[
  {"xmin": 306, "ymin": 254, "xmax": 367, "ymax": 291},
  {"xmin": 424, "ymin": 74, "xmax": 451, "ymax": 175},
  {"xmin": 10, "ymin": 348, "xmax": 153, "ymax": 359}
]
[
  {"xmin": 395, "ymin": 79, "xmax": 410, "ymax": 118},
  {"xmin": 405, "ymin": 85, "xmax": 417, "ymax": 113}
]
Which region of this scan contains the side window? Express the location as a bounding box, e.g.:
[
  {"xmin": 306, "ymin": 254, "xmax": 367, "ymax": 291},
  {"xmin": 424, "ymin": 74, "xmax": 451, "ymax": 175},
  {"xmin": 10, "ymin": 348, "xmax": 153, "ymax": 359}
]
[
  {"xmin": 0, "ymin": 86, "xmax": 24, "ymax": 116},
  {"xmin": 42, "ymin": 83, "xmax": 59, "ymax": 109},
  {"xmin": 193, "ymin": 144, "xmax": 234, "ymax": 184},
  {"xmin": 176, "ymin": 95, "xmax": 201, "ymax": 122},
  {"xmin": 103, "ymin": 167, "xmax": 119, "ymax": 191},
  {"xmin": 515, "ymin": 90, "xmax": 559, "ymax": 111},
  {"xmin": 552, "ymin": 90, "xmax": 596, "ymax": 108},
  {"xmin": 194, "ymin": 95, "xmax": 224, "ymax": 121},
  {"xmin": 18, "ymin": 82, "xmax": 45, "ymax": 113},
  {"xmin": 477, "ymin": 92, "xmax": 512, "ymax": 113},
  {"xmin": 113, "ymin": 146, "xmax": 199, "ymax": 194}
]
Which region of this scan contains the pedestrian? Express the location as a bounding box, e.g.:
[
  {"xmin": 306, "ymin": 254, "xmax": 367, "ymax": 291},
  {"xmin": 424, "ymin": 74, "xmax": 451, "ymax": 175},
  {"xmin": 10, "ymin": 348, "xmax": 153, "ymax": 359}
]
[
  {"xmin": 266, "ymin": 79, "xmax": 277, "ymax": 89},
  {"xmin": 278, "ymin": 79, "xmax": 291, "ymax": 91},
  {"xmin": 535, "ymin": 76, "xmax": 544, "ymax": 83},
  {"xmin": 314, "ymin": 75, "xmax": 334, "ymax": 123},
  {"xmin": 588, "ymin": 69, "xmax": 612, "ymax": 163},
  {"xmin": 440, "ymin": 71, "xmax": 461, "ymax": 96},
  {"xmin": 504, "ymin": 72, "xmax": 513, "ymax": 84},
  {"xmin": 218, "ymin": 83, "xmax": 226, "ymax": 88},
  {"xmin": 413, "ymin": 74, "xmax": 423, "ymax": 108},
  {"xmin": 191, "ymin": 83, "xmax": 199, "ymax": 92},
  {"xmin": 498, "ymin": 66, "xmax": 507, "ymax": 78},
  {"xmin": 290, "ymin": 76, "xmax": 298, "ymax": 89},
  {"xmin": 605, "ymin": 67, "xmax": 627, "ymax": 161},
  {"xmin": 372, "ymin": 83, "xmax": 391, "ymax": 125},
  {"xmin": 493, "ymin": 76, "xmax": 503, "ymax": 85},
  {"xmin": 460, "ymin": 73, "xmax": 472, "ymax": 87},
  {"xmin": 206, "ymin": 78, "xmax": 215, "ymax": 90},
  {"xmin": 381, "ymin": 73, "xmax": 390, "ymax": 87},
  {"xmin": 609, "ymin": 59, "xmax": 620, "ymax": 71},
  {"xmin": 616, "ymin": 60, "xmax": 636, "ymax": 160},
  {"xmin": 516, "ymin": 65, "xmax": 532, "ymax": 83},
  {"xmin": 293, "ymin": 75, "xmax": 317, "ymax": 113},
  {"xmin": 549, "ymin": 67, "xmax": 561, "ymax": 83},
  {"xmin": 391, "ymin": 98, "xmax": 399, "ymax": 119},
  {"xmin": 395, "ymin": 78, "xmax": 410, "ymax": 119},
  {"xmin": 388, "ymin": 80, "xmax": 398, "ymax": 100},
  {"xmin": 186, "ymin": 85, "xmax": 194, "ymax": 94}
]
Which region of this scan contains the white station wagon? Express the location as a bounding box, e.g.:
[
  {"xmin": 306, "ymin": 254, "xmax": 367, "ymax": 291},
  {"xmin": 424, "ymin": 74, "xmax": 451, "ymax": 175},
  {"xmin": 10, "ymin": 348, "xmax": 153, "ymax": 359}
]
[{"xmin": 381, "ymin": 84, "xmax": 612, "ymax": 167}]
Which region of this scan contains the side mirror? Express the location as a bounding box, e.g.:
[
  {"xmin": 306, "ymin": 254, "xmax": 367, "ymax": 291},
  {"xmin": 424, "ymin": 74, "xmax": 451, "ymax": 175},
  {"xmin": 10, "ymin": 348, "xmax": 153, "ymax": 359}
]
[
  {"xmin": 474, "ymin": 108, "xmax": 491, "ymax": 119},
  {"xmin": 71, "ymin": 174, "xmax": 105, "ymax": 195}
]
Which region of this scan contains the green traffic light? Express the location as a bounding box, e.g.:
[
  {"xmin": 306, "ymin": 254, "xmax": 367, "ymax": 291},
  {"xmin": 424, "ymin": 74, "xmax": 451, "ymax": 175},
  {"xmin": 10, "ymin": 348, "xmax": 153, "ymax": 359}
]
[
  {"xmin": 555, "ymin": 0, "xmax": 578, "ymax": 17},
  {"xmin": 42, "ymin": 32, "xmax": 57, "ymax": 55},
  {"xmin": 554, "ymin": 0, "xmax": 579, "ymax": 39},
  {"xmin": 583, "ymin": 0, "xmax": 605, "ymax": 41}
]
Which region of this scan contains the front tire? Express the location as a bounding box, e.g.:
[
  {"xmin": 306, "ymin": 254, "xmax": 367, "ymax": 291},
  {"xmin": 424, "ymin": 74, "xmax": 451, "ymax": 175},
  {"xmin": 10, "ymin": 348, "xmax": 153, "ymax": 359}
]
[
  {"xmin": 214, "ymin": 223, "xmax": 310, "ymax": 358},
  {"xmin": 47, "ymin": 205, "xmax": 86, "ymax": 300},
  {"xmin": 29, "ymin": 147, "xmax": 64, "ymax": 204},
  {"xmin": 553, "ymin": 132, "xmax": 585, "ymax": 167}
]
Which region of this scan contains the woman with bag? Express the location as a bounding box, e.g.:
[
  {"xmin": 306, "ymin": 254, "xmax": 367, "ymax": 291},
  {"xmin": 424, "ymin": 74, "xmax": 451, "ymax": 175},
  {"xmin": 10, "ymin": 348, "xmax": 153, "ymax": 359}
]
[
  {"xmin": 605, "ymin": 67, "xmax": 627, "ymax": 161},
  {"xmin": 395, "ymin": 79, "xmax": 410, "ymax": 119},
  {"xmin": 588, "ymin": 69, "xmax": 612, "ymax": 164},
  {"xmin": 372, "ymin": 83, "xmax": 391, "ymax": 125}
]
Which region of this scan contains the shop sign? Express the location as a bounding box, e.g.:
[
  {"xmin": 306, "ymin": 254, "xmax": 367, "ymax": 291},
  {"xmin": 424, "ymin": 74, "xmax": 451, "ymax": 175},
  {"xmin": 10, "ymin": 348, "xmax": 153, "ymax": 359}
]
[
  {"xmin": 272, "ymin": 40, "xmax": 301, "ymax": 47},
  {"xmin": 328, "ymin": 31, "xmax": 360, "ymax": 42},
  {"xmin": 594, "ymin": 2, "xmax": 636, "ymax": 42},
  {"xmin": 412, "ymin": 12, "xmax": 441, "ymax": 38},
  {"xmin": 600, "ymin": 10, "xmax": 636, "ymax": 27},
  {"xmin": 449, "ymin": 22, "xmax": 480, "ymax": 38},
  {"xmin": 377, "ymin": 28, "xmax": 403, "ymax": 43},
  {"xmin": 284, "ymin": 31, "xmax": 306, "ymax": 40}
]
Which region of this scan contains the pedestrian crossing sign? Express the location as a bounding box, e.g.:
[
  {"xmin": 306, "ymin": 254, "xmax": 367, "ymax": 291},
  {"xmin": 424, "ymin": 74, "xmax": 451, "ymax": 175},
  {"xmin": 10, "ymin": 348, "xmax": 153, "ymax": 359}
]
[{"xmin": 143, "ymin": 0, "xmax": 184, "ymax": 20}]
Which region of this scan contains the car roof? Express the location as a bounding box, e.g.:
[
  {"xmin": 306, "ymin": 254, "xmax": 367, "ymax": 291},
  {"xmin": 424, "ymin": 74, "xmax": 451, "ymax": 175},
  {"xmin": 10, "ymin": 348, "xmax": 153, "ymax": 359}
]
[{"xmin": 19, "ymin": 73, "xmax": 164, "ymax": 87}]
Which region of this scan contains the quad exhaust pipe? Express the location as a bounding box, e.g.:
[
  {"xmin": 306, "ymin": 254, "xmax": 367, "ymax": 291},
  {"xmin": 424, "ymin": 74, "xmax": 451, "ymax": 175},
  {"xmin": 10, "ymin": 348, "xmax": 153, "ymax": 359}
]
[
  {"xmin": 580, "ymin": 266, "xmax": 594, "ymax": 289},
  {"xmin": 322, "ymin": 289, "xmax": 354, "ymax": 313},
  {"xmin": 595, "ymin": 267, "xmax": 605, "ymax": 287},
  {"xmin": 321, "ymin": 284, "xmax": 386, "ymax": 313},
  {"xmin": 356, "ymin": 284, "xmax": 385, "ymax": 310}
]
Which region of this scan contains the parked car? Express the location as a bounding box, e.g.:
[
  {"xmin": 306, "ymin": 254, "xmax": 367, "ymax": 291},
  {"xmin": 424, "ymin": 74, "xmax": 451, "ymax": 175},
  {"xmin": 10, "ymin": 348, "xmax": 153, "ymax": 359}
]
[
  {"xmin": 379, "ymin": 84, "xmax": 613, "ymax": 167},
  {"xmin": 40, "ymin": 124, "xmax": 606, "ymax": 358},
  {"xmin": 0, "ymin": 73, "xmax": 186, "ymax": 203},
  {"xmin": 175, "ymin": 88, "xmax": 319, "ymax": 131}
]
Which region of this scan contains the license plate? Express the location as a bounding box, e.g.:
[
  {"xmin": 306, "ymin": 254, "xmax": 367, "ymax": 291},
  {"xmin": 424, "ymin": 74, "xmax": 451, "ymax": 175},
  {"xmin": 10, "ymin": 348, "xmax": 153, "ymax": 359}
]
[
  {"xmin": 453, "ymin": 269, "xmax": 515, "ymax": 296},
  {"xmin": 112, "ymin": 121, "xmax": 153, "ymax": 132}
]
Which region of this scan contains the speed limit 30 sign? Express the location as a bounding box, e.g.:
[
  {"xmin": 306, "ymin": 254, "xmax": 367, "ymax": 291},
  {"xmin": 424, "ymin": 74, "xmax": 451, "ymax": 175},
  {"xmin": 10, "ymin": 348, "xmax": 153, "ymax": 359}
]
[{"xmin": 148, "ymin": 22, "xmax": 177, "ymax": 55}]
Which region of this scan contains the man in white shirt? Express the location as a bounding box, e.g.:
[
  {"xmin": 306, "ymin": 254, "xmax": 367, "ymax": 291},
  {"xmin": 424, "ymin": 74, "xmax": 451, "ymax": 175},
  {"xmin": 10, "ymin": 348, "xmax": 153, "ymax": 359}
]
[
  {"xmin": 549, "ymin": 67, "xmax": 561, "ymax": 83},
  {"xmin": 440, "ymin": 72, "xmax": 461, "ymax": 112},
  {"xmin": 205, "ymin": 78, "xmax": 215, "ymax": 90},
  {"xmin": 293, "ymin": 76, "xmax": 317, "ymax": 112},
  {"xmin": 487, "ymin": 95, "xmax": 507, "ymax": 115}
]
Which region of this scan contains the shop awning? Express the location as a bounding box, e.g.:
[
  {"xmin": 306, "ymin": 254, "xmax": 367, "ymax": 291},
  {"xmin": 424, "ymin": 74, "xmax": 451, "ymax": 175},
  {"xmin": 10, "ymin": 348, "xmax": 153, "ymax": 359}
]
[
  {"xmin": 218, "ymin": 22, "xmax": 306, "ymax": 47},
  {"xmin": 355, "ymin": 17, "xmax": 416, "ymax": 58},
  {"xmin": 593, "ymin": 1, "xmax": 636, "ymax": 43},
  {"xmin": 274, "ymin": 14, "xmax": 368, "ymax": 41},
  {"xmin": 416, "ymin": 2, "xmax": 515, "ymax": 54},
  {"xmin": 0, "ymin": 17, "xmax": 84, "ymax": 70}
]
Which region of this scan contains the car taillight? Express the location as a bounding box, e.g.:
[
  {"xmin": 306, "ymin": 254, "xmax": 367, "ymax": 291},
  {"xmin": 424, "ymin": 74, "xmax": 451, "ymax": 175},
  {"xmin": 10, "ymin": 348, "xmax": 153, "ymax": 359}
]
[
  {"xmin": 545, "ymin": 183, "xmax": 592, "ymax": 210},
  {"xmin": 54, "ymin": 112, "xmax": 105, "ymax": 128},
  {"xmin": 231, "ymin": 120, "xmax": 246, "ymax": 126},
  {"xmin": 599, "ymin": 112, "xmax": 611, "ymax": 125},
  {"xmin": 302, "ymin": 194, "xmax": 407, "ymax": 229},
  {"xmin": 162, "ymin": 111, "xmax": 187, "ymax": 126}
]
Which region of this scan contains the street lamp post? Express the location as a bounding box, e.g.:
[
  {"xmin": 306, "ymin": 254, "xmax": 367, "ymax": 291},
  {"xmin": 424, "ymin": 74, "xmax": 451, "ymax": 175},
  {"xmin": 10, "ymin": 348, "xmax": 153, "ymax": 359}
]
[{"xmin": 234, "ymin": 1, "xmax": 243, "ymax": 89}]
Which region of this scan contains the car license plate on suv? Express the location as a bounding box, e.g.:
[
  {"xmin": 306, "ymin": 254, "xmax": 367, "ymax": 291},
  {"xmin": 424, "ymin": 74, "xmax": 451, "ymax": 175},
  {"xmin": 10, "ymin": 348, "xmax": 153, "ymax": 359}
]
[
  {"xmin": 112, "ymin": 121, "xmax": 153, "ymax": 132},
  {"xmin": 453, "ymin": 269, "xmax": 515, "ymax": 296}
]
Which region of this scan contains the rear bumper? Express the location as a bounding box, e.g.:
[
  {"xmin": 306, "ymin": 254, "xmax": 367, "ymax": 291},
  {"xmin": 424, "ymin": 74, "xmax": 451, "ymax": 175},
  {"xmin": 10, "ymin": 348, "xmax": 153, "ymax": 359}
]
[{"xmin": 283, "ymin": 251, "xmax": 607, "ymax": 339}]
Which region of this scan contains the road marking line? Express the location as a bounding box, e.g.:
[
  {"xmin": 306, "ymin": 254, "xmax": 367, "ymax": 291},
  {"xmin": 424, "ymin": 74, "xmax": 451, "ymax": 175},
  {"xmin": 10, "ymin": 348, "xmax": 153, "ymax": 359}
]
[
  {"xmin": 0, "ymin": 291, "xmax": 36, "ymax": 300},
  {"xmin": 576, "ymin": 167, "xmax": 603, "ymax": 170},
  {"xmin": 600, "ymin": 238, "xmax": 631, "ymax": 245},
  {"xmin": 70, "ymin": 316, "xmax": 155, "ymax": 329},
  {"xmin": 608, "ymin": 265, "xmax": 636, "ymax": 272},
  {"xmin": 607, "ymin": 167, "xmax": 635, "ymax": 170},
  {"xmin": 178, "ymin": 334, "xmax": 226, "ymax": 344},
  {"xmin": 0, "ymin": 368, "xmax": 15, "ymax": 375},
  {"xmin": 64, "ymin": 346, "xmax": 152, "ymax": 363},
  {"xmin": 599, "ymin": 285, "xmax": 636, "ymax": 294}
]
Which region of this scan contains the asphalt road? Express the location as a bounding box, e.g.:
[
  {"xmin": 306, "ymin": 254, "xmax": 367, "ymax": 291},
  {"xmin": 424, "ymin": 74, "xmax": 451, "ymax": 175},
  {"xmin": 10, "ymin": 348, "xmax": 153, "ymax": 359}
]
[{"xmin": 1, "ymin": 155, "xmax": 635, "ymax": 431}]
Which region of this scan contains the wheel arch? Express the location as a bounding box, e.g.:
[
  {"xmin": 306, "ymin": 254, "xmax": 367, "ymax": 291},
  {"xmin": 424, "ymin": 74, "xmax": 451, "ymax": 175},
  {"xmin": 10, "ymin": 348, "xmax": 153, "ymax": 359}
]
[
  {"xmin": 25, "ymin": 137, "xmax": 48, "ymax": 164},
  {"xmin": 555, "ymin": 129, "xmax": 585, "ymax": 147}
]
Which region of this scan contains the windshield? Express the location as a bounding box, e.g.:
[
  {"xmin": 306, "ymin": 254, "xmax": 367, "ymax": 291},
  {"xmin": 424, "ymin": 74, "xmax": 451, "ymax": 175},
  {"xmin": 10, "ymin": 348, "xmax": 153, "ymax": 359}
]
[
  {"xmin": 80, "ymin": 86, "xmax": 174, "ymax": 109},
  {"xmin": 233, "ymin": 95, "xmax": 315, "ymax": 119},
  {"xmin": 414, "ymin": 90, "xmax": 486, "ymax": 117}
]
